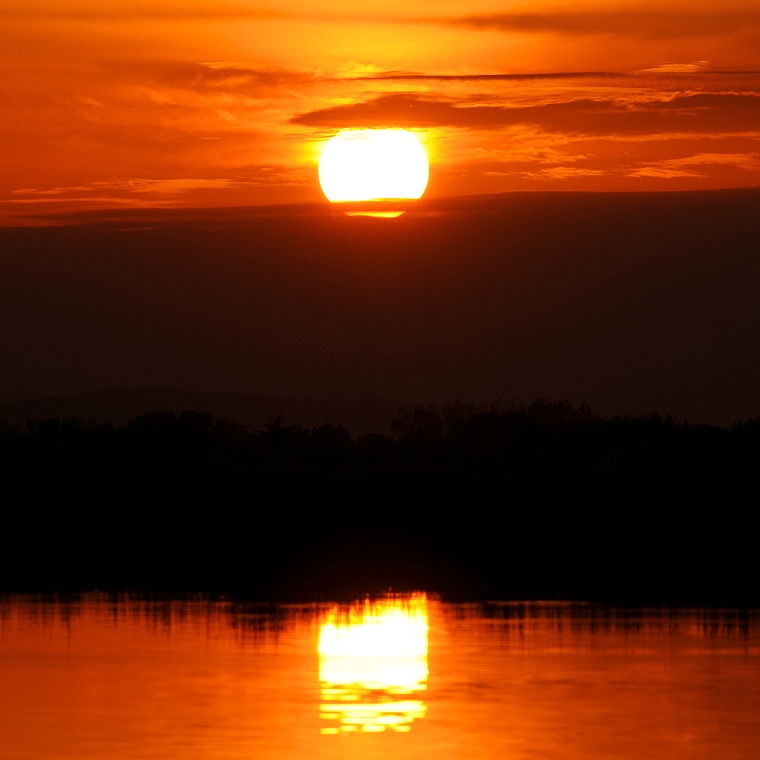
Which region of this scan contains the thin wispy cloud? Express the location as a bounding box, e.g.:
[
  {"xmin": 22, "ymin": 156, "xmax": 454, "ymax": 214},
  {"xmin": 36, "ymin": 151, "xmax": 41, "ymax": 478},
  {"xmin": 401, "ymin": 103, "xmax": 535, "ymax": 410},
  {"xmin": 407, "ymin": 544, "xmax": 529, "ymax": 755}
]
[
  {"xmin": 632, "ymin": 151, "xmax": 760, "ymax": 176},
  {"xmin": 342, "ymin": 71, "xmax": 624, "ymax": 82},
  {"xmin": 8, "ymin": 173, "xmax": 305, "ymax": 201},
  {"xmin": 421, "ymin": 10, "xmax": 760, "ymax": 39},
  {"xmin": 637, "ymin": 62, "xmax": 712, "ymax": 74}
]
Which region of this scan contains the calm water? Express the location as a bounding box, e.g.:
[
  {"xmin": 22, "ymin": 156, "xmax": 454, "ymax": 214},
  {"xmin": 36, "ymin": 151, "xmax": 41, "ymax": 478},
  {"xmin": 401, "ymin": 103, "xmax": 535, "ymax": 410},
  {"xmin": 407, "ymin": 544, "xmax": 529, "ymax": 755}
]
[{"xmin": 1, "ymin": 595, "xmax": 759, "ymax": 760}]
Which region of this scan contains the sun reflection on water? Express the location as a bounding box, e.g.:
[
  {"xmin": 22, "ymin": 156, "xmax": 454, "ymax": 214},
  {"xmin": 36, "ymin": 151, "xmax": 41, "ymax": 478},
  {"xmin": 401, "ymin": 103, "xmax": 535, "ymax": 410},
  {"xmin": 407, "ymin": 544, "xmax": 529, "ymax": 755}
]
[
  {"xmin": 343, "ymin": 210, "xmax": 405, "ymax": 218},
  {"xmin": 318, "ymin": 593, "xmax": 429, "ymax": 734}
]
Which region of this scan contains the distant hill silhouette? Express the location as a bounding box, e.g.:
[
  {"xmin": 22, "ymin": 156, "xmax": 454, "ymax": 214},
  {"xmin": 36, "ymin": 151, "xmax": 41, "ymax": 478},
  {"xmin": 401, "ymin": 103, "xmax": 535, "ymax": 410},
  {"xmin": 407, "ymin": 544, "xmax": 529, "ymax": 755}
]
[{"xmin": 0, "ymin": 387, "xmax": 401, "ymax": 438}]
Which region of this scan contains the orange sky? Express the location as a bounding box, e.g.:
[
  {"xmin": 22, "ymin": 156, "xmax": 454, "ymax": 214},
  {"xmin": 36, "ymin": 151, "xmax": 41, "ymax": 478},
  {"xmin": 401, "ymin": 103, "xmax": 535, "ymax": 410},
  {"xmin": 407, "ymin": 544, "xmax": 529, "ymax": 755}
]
[{"xmin": 1, "ymin": 0, "xmax": 759, "ymax": 219}]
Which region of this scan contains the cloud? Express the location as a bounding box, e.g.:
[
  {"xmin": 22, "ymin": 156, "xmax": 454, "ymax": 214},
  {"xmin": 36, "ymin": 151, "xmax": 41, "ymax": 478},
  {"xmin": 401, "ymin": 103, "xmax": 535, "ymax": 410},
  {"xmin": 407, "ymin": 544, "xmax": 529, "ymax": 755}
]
[
  {"xmin": 115, "ymin": 61, "xmax": 318, "ymax": 98},
  {"xmin": 10, "ymin": 173, "xmax": 304, "ymax": 200},
  {"xmin": 13, "ymin": 5, "xmax": 756, "ymax": 42},
  {"xmin": 106, "ymin": 178, "xmax": 247, "ymax": 194},
  {"xmin": 5, "ymin": 196, "xmax": 179, "ymax": 207},
  {"xmin": 628, "ymin": 167, "xmax": 705, "ymax": 178},
  {"xmin": 637, "ymin": 62, "xmax": 711, "ymax": 74},
  {"xmin": 291, "ymin": 91, "xmax": 760, "ymax": 136},
  {"xmin": 149, "ymin": 64, "xmax": 620, "ymax": 94},
  {"xmin": 631, "ymin": 151, "xmax": 760, "ymax": 178},
  {"xmin": 11, "ymin": 179, "xmax": 243, "ymax": 197},
  {"xmin": 664, "ymin": 151, "xmax": 760, "ymax": 168},
  {"xmin": 425, "ymin": 11, "xmax": 760, "ymax": 39},
  {"xmin": 627, "ymin": 151, "xmax": 760, "ymax": 180},
  {"xmin": 197, "ymin": 62, "xmax": 317, "ymax": 90},
  {"xmin": 342, "ymin": 71, "xmax": 622, "ymax": 82},
  {"xmin": 537, "ymin": 167, "xmax": 609, "ymax": 179}
]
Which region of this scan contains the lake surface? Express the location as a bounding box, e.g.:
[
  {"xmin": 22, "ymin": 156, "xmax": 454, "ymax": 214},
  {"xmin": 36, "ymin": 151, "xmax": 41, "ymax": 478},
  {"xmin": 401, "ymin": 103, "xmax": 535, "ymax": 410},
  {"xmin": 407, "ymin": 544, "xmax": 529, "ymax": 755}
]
[{"xmin": 1, "ymin": 595, "xmax": 759, "ymax": 760}]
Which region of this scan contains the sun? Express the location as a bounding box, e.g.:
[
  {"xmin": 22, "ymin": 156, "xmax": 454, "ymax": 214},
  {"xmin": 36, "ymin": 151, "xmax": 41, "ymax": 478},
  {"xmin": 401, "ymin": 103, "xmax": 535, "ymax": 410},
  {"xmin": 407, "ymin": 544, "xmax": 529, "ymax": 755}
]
[{"xmin": 318, "ymin": 129, "xmax": 429, "ymax": 205}]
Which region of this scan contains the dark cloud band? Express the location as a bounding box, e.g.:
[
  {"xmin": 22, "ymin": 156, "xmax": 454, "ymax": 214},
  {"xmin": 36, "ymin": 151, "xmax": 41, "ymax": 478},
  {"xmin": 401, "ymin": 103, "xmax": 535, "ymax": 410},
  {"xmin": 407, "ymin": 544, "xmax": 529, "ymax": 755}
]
[{"xmin": 292, "ymin": 91, "xmax": 760, "ymax": 135}]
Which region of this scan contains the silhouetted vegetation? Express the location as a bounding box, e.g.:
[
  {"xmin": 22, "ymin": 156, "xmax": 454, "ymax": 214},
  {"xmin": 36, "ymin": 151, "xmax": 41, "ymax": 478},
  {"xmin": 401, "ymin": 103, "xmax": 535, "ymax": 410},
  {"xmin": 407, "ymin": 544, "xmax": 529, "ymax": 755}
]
[
  {"xmin": 1, "ymin": 398, "xmax": 759, "ymax": 475},
  {"xmin": 1, "ymin": 400, "xmax": 758, "ymax": 606}
]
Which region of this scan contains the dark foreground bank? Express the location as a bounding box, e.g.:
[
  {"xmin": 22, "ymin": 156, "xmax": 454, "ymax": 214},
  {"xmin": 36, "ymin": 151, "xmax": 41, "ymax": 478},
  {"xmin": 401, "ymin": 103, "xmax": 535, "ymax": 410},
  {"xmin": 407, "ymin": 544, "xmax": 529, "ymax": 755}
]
[{"xmin": 2, "ymin": 400, "xmax": 757, "ymax": 605}]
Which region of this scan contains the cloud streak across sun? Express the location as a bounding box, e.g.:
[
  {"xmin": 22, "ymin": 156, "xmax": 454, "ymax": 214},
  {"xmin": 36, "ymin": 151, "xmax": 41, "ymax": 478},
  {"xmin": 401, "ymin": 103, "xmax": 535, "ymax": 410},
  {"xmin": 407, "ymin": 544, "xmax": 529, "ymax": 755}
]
[{"xmin": 1, "ymin": 0, "xmax": 759, "ymax": 220}]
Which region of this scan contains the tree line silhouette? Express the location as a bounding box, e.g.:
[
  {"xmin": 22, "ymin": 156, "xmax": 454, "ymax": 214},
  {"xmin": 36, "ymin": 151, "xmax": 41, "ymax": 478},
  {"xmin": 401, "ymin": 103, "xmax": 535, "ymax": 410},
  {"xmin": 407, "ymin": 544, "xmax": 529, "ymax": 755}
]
[
  {"xmin": 1, "ymin": 398, "xmax": 759, "ymax": 475},
  {"xmin": 1, "ymin": 400, "xmax": 757, "ymax": 606}
]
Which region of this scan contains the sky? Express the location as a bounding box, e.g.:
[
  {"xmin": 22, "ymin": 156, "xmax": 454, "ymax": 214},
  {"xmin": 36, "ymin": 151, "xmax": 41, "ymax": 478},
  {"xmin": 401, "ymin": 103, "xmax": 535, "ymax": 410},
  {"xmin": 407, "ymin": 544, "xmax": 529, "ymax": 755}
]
[
  {"xmin": 2, "ymin": 189, "xmax": 760, "ymax": 424},
  {"xmin": 2, "ymin": 1, "xmax": 760, "ymax": 423},
  {"xmin": 2, "ymin": 0, "xmax": 760, "ymax": 220}
]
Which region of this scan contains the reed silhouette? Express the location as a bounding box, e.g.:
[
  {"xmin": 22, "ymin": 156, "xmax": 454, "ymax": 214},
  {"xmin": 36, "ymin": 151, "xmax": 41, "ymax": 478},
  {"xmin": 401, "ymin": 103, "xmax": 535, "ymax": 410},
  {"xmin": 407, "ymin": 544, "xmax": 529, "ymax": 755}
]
[
  {"xmin": 3, "ymin": 398, "xmax": 757, "ymax": 475},
  {"xmin": 1, "ymin": 399, "xmax": 757, "ymax": 606}
]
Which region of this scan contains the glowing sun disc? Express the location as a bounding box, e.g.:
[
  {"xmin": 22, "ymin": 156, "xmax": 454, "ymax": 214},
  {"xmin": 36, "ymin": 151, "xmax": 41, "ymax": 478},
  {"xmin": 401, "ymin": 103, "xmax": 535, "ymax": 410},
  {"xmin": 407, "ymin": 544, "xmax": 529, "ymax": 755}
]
[{"xmin": 319, "ymin": 129, "xmax": 429, "ymax": 203}]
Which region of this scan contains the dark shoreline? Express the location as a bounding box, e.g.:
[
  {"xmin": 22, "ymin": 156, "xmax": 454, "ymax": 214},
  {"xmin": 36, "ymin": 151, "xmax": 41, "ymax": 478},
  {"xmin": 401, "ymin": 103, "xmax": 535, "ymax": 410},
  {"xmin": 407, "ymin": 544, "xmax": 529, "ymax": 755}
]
[{"xmin": 3, "ymin": 399, "xmax": 760, "ymax": 476}]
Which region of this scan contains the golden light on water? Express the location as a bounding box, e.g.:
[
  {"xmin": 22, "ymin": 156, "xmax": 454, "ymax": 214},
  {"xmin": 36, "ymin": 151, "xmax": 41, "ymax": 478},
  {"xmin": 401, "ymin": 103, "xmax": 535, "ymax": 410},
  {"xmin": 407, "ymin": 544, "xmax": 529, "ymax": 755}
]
[
  {"xmin": 4, "ymin": 597, "xmax": 760, "ymax": 760},
  {"xmin": 318, "ymin": 129, "xmax": 429, "ymax": 205},
  {"xmin": 318, "ymin": 594, "xmax": 429, "ymax": 734},
  {"xmin": 343, "ymin": 210, "xmax": 405, "ymax": 218}
]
